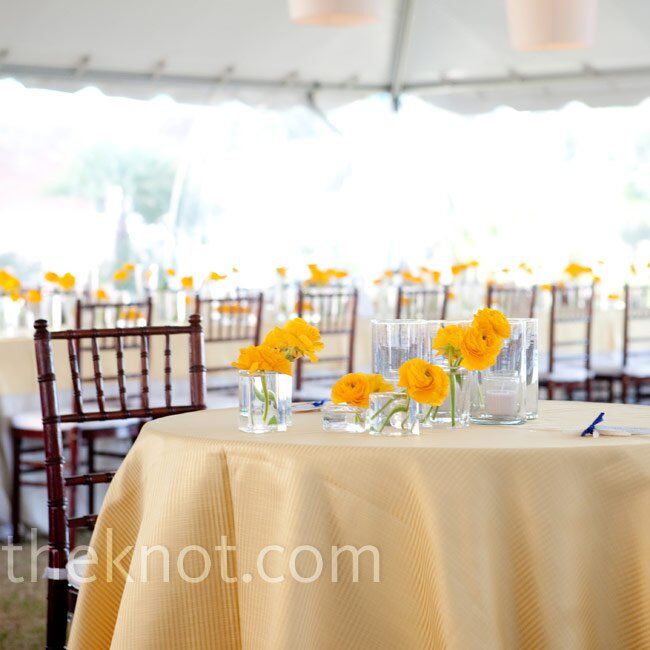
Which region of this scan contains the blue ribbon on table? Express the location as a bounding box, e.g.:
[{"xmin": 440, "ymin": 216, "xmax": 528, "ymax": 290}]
[{"xmin": 581, "ymin": 412, "xmax": 605, "ymax": 437}]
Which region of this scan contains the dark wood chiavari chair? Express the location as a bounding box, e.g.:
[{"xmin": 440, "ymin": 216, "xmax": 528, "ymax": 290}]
[
  {"xmin": 33, "ymin": 315, "xmax": 206, "ymax": 650},
  {"xmin": 486, "ymin": 284, "xmax": 537, "ymax": 319},
  {"xmin": 74, "ymin": 297, "xmax": 154, "ymax": 495},
  {"xmin": 194, "ymin": 292, "xmax": 264, "ymax": 389},
  {"xmin": 543, "ymin": 283, "xmax": 595, "ymax": 401},
  {"xmin": 295, "ymin": 286, "xmax": 358, "ymax": 392},
  {"xmin": 395, "ymin": 285, "xmax": 449, "ymax": 320},
  {"xmin": 622, "ymin": 284, "xmax": 650, "ymax": 402}
]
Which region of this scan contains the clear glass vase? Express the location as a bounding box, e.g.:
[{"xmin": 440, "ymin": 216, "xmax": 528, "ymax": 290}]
[
  {"xmin": 322, "ymin": 404, "xmax": 366, "ymax": 433},
  {"xmin": 522, "ymin": 318, "xmax": 539, "ymax": 420},
  {"xmin": 470, "ymin": 320, "xmax": 527, "ymax": 425},
  {"xmin": 368, "ymin": 391, "xmax": 420, "ymax": 436},
  {"xmin": 238, "ymin": 371, "xmax": 291, "ymax": 433},
  {"xmin": 421, "ymin": 366, "xmax": 470, "ymax": 428},
  {"xmin": 371, "ymin": 319, "xmax": 427, "ymax": 384}
]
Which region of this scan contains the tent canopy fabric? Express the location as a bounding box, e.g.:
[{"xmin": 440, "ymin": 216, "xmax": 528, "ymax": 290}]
[{"xmin": 1, "ymin": 0, "xmax": 650, "ymax": 113}]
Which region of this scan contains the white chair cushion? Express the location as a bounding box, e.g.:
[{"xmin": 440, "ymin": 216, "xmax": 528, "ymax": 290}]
[
  {"xmin": 11, "ymin": 411, "xmax": 140, "ymax": 434},
  {"xmin": 623, "ymin": 363, "xmax": 650, "ymax": 379},
  {"xmin": 544, "ymin": 366, "xmax": 595, "ymax": 383},
  {"xmin": 66, "ymin": 555, "xmax": 90, "ymax": 590},
  {"xmin": 591, "ymin": 352, "xmax": 624, "ymax": 377}
]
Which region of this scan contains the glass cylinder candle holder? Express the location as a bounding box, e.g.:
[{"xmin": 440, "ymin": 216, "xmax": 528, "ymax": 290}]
[
  {"xmin": 421, "ymin": 366, "xmax": 471, "ymax": 428},
  {"xmin": 522, "ymin": 318, "xmax": 539, "ymax": 420},
  {"xmin": 238, "ymin": 371, "xmax": 291, "ymax": 433},
  {"xmin": 322, "ymin": 404, "xmax": 366, "ymax": 433},
  {"xmin": 470, "ymin": 320, "xmax": 527, "ymax": 425},
  {"xmin": 371, "ymin": 319, "xmax": 427, "ymax": 384},
  {"xmin": 368, "ymin": 391, "xmax": 420, "ymax": 436}
]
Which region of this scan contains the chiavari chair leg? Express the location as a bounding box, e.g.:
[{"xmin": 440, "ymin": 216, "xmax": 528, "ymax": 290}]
[
  {"xmin": 622, "ymin": 376, "xmax": 629, "ymax": 403},
  {"xmin": 608, "ymin": 379, "xmax": 615, "ymax": 404},
  {"xmin": 633, "ymin": 380, "xmax": 640, "ymax": 404},
  {"xmin": 547, "ymin": 382, "xmax": 555, "ymax": 401},
  {"xmin": 585, "ymin": 378, "xmax": 593, "ymax": 402},
  {"xmin": 46, "ymin": 577, "xmax": 69, "ymax": 650},
  {"xmin": 10, "ymin": 430, "xmax": 22, "ymax": 543},
  {"xmin": 86, "ymin": 434, "xmax": 96, "ymax": 515}
]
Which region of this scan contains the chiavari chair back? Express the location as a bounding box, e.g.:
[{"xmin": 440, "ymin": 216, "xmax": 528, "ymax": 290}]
[
  {"xmin": 546, "ymin": 283, "xmax": 595, "ymax": 399},
  {"xmin": 296, "ymin": 286, "xmax": 358, "ymax": 391},
  {"xmin": 622, "ymin": 285, "xmax": 650, "ymax": 401},
  {"xmin": 486, "ymin": 284, "xmax": 537, "ymax": 319},
  {"xmin": 396, "ymin": 285, "xmax": 449, "ymax": 320},
  {"xmin": 34, "ymin": 315, "xmax": 206, "ymax": 649},
  {"xmin": 195, "ymin": 293, "xmax": 264, "ymax": 387}
]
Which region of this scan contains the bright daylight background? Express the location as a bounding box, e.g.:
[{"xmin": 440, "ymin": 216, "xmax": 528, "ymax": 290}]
[{"xmin": 2, "ymin": 77, "xmax": 650, "ymax": 290}]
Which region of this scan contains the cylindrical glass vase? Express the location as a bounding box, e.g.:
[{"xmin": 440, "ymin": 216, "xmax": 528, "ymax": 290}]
[
  {"xmin": 421, "ymin": 366, "xmax": 470, "ymax": 428},
  {"xmin": 371, "ymin": 319, "xmax": 427, "ymax": 384},
  {"xmin": 522, "ymin": 318, "xmax": 539, "ymax": 419},
  {"xmin": 238, "ymin": 371, "xmax": 291, "ymax": 433},
  {"xmin": 368, "ymin": 391, "xmax": 420, "ymax": 436},
  {"xmin": 470, "ymin": 320, "xmax": 527, "ymax": 425}
]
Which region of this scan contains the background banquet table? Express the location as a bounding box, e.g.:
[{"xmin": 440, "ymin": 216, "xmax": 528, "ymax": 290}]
[{"xmin": 69, "ymin": 401, "xmax": 650, "ymax": 650}]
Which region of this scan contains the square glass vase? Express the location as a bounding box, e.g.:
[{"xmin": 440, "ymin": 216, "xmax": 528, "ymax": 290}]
[
  {"xmin": 368, "ymin": 392, "xmax": 420, "ymax": 436},
  {"xmin": 238, "ymin": 371, "xmax": 292, "ymax": 433},
  {"xmin": 322, "ymin": 404, "xmax": 367, "ymax": 433},
  {"xmin": 420, "ymin": 367, "xmax": 471, "ymax": 429}
]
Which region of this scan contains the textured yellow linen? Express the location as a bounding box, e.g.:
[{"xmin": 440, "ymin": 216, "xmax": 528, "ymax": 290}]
[{"xmin": 69, "ymin": 401, "xmax": 650, "ymax": 650}]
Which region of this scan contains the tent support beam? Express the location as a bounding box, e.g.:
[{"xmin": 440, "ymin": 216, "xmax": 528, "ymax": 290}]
[{"xmin": 389, "ymin": 0, "xmax": 416, "ymax": 111}]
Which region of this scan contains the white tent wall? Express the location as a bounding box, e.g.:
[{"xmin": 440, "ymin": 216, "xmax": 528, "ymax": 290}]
[{"xmin": 1, "ymin": 0, "xmax": 650, "ymax": 113}]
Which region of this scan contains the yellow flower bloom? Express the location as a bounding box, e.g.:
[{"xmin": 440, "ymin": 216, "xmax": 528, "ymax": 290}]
[
  {"xmin": 1, "ymin": 273, "xmax": 20, "ymax": 292},
  {"xmin": 367, "ymin": 373, "xmax": 394, "ymax": 394},
  {"xmin": 331, "ymin": 373, "xmax": 371, "ymax": 408},
  {"xmin": 9, "ymin": 291, "xmax": 21, "ymax": 302},
  {"xmin": 25, "ymin": 289, "xmax": 42, "ymax": 304},
  {"xmin": 167, "ymin": 268, "xmax": 176, "ymax": 277},
  {"xmin": 564, "ymin": 262, "xmax": 592, "ymax": 279},
  {"xmin": 473, "ymin": 308, "xmax": 510, "ymax": 339},
  {"xmin": 123, "ymin": 263, "xmax": 135, "ymax": 272},
  {"xmin": 58, "ymin": 272, "xmax": 76, "ymax": 292},
  {"xmin": 432, "ymin": 324, "xmax": 466, "ymax": 362},
  {"xmin": 96, "ymin": 289, "xmax": 109, "ymax": 301},
  {"xmin": 210, "ymin": 272, "xmax": 227, "ymax": 281},
  {"xmin": 114, "ymin": 269, "xmax": 128, "ymax": 282},
  {"xmin": 398, "ymin": 359, "xmax": 449, "ymax": 406},
  {"xmin": 451, "ymin": 263, "xmax": 467, "ymax": 276},
  {"xmin": 608, "ymin": 292, "xmax": 621, "ymax": 301},
  {"xmin": 232, "ymin": 345, "xmax": 292, "ymax": 375},
  {"xmin": 263, "ymin": 317, "xmax": 324, "ymax": 362},
  {"xmin": 540, "ymin": 283, "xmax": 552, "ymax": 292},
  {"xmin": 181, "ymin": 276, "xmax": 194, "ymax": 290},
  {"xmin": 460, "ymin": 325, "xmax": 502, "ymax": 371},
  {"xmin": 44, "ymin": 271, "xmax": 60, "ymax": 283},
  {"xmin": 276, "ymin": 267, "xmax": 287, "ymax": 278},
  {"xmin": 431, "ymin": 270, "xmax": 441, "ymax": 284}
]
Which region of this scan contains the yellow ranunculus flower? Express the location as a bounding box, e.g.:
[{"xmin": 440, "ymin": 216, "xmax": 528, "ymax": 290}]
[
  {"xmin": 181, "ymin": 276, "xmax": 194, "ymax": 290},
  {"xmin": 96, "ymin": 289, "xmax": 109, "ymax": 301},
  {"xmin": 167, "ymin": 268, "xmax": 176, "ymax": 277},
  {"xmin": 460, "ymin": 325, "xmax": 502, "ymax": 371},
  {"xmin": 263, "ymin": 317, "xmax": 324, "ymax": 363},
  {"xmin": 398, "ymin": 359, "xmax": 449, "ymax": 406},
  {"xmin": 431, "ymin": 270, "xmax": 441, "ymax": 284},
  {"xmin": 367, "ymin": 373, "xmax": 394, "ymax": 394},
  {"xmin": 25, "ymin": 289, "xmax": 42, "ymax": 304},
  {"xmin": 210, "ymin": 272, "xmax": 227, "ymax": 281},
  {"xmin": 123, "ymin": 263, "xmax": 135, "ymax": 272},
  {"xmin": 276, "ymin": 267, "xmax": 287, "ymax": 278},
  {"xmin": 608, "ymin": 293, "xmax": 621, "ymax": 301},
  {"xmin": 473, "ymin": 308, "xmax": 510, "ymax": 339},
  {"xmin": 114, "ymin": 269, "xmax": 128, "ymax": 282},
  {"xmin": 9, "ymin": 291, "xmax": 21, "ymax": 302},
  {"xmin": 432, "ymin": 324, "xmax": 466, "ymax": 362},
  {"xmin": 59, "ymin": 272, "xmax": 75, "ymax": 291},
  {"xmin": 451, "ymin": 263, "xmax": 467, "ymax": 276},
  {"xmin": 44, "ymin": 271, "xmax": 60, "ymax": 283},
  {"xmin": 232, "ymin": 345, "xmax": 292, "ymax": 375},
  {"xmin": 564, "ymin": 262, "xmax": 592, "ymax": 279},
  {"xmin": 331, "ymin": 373, "xmax": 371, "ymax": 408},
  {"xmin": 3, "ymin": 274, "xmax": 20, "ymax": 292}
]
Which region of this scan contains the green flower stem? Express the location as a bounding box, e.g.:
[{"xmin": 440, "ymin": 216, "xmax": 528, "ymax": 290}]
[
  {"xmin": 379, "ymin": 404, "xmax": 407, "ymax": 432},
  {"xmin": 261, "ymin": 373, "xmax": 270, "ymax": 422},
  {"xmin": 369, "ymin": 394, "xmax": 401, "ymax": 421}
]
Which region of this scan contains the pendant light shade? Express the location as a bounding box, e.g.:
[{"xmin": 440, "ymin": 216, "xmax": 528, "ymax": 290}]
[
  {"xmin": 506, "ymin": 0, "xmax": 596, "ymax": 51},
  {"xmin": 288, "ymin": 0, "xmax": 379, "ymax": 26}
]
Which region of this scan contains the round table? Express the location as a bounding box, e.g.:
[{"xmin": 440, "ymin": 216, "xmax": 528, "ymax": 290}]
[{"xmin": 69, "ymin": 401, "xmax": 650, "ymax": 650}]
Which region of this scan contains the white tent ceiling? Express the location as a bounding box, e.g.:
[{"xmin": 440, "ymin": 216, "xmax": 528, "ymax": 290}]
[{"xmin": 1, "ymin": 0, "xmax": 650, "ymax": 113}]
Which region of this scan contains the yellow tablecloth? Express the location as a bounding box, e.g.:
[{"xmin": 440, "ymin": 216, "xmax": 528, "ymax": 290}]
[{"xmin": 70, "ymin": 401, "xmax": 650, "ymax": 650}]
